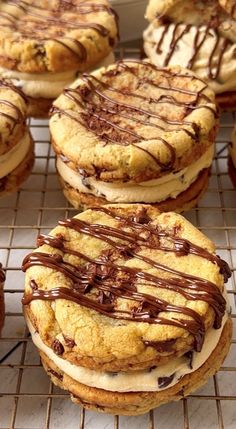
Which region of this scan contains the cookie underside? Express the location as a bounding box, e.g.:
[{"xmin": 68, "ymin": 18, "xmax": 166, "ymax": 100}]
[{"xmin": 40, "ymin": 318, "xmax": 232, "ymax": 415}]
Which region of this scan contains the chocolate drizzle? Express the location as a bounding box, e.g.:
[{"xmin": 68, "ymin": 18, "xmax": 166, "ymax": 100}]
[
  {"xmin": 0, "ymin": 79, "xmax": 27, "ymax": 126},
  {"xmin": 154, "ymin": 22, "xmax": 231, "ymax": 80},
  {"xmin": 22, "ymin": 207, "xmax": 231, "ymax": 353},
  {"xmin": 52, "ymin": 59, "xmax": 217, "ymax": 173},
  {"xmin": 0, "ymin": 0, "xmax": 118, "ymax": 63}
]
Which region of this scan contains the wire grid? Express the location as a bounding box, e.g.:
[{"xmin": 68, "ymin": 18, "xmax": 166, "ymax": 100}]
[{"xmin": 0, "ymin": 48, "xmax": 236, "ymax": 429}]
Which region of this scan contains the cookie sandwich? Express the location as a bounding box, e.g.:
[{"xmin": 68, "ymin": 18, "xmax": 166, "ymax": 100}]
[
  {"xmin": 0, "ymin": 79, "xmax": 34, "ymax": 196},
  {"xmin": 22, "ymin": 204, "xmax": 232, "ymax": 415},
  {"xmin": 50, "ymin": 59, "xmax": 218, "ymax": 212},
  {"xmin": 0, "ymin": 0, "xmax": 118, "ymax": 117},
  {"xmin": 144, "ymin": 0, "xmax": 236, "ymax": 110},
  {"xmin": 0, "ymin": 263, "xmax": 5, "ymax": 333},
  {"xmin": 229, "ymin": 125, "xmax": 236, "ymax": 187}
]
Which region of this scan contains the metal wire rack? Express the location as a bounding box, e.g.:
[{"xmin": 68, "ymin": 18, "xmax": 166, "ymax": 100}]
[{"xmin": 0, "ymin": 48, "xmax": 236, "ymax": 429}]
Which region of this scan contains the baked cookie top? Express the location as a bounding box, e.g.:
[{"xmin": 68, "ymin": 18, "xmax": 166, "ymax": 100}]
[
  {"xmin": 22, "ymin": 204, "xmax": 231, "ymax": 372},
  {"xmin": 219, "ymin": 0, "xmax": 236, "ymax": 18},
  {"xmin": 0, "ymin": 0, "xmax": 118, "ymax": 73},
  {"xmin": 50, "ymin": 60, "xmax": 217, "ymax": 183},
  {"xmin": 0, "ymin": 79, "xmax": 28, "ymax": 155},
  {"xmin": 146, "ymin": 0, "xmax": 236, "ymax": 41}
]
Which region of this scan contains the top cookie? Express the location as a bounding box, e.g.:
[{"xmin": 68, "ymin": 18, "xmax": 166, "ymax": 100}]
[
  {"xmin": 146, "ymin": 0, "xmax": 236, "ymax": 35},
  {"xmin": 22, "ymin": 204, "xmax": 230, "ymax": 372},
  {"xmin": 0, "ymin": 79, "xmax": 28, "ymax": 155},
  {"xmin": 50, "ymin": 60, "xmax": 217, "ymax": 183},
  {"xmin": 0, "ymin": 0, "xmax": 118, "ymax": 73}
]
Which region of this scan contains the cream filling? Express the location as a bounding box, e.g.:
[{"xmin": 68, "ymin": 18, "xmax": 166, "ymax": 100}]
[
  {"xmin": 0, "ymin": 52, "xmax": 115, "ymax": 99},
  {"xmin": 0, "ymin": 132, "xmax": 31, "ymax": 179},
  {"xmin": 27, "ymin": 312, "xmax": 228, "ymax": 393},
  {"xmin": 56, "ymin": 145, "xmax": 214, "ymax": 203},
  {"xmin": 230, "ymin": 127, "xmax": 236, "ymax": 168},
  {"xmin": 143, "ymin": 23, "xmax": 236, "ymax": 94}
]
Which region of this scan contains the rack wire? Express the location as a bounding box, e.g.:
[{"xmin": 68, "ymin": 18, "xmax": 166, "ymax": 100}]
[{"xmin": 0, "ymin": 48, "xmax": 236, "ymax": 429}]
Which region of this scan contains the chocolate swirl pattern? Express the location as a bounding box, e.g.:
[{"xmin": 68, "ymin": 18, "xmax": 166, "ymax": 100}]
[
  {"xmin": 154, "ymin": 22, "xmax": 230, "ymax": 80},
  {"xmin": 0, "ymin": 79, "xmax": 26, "ymax": 126},
  {"xmin": 51, "ymin": 60, "xmax": 217, "ymax": 172},
  {"xmin": 22, "ymin": 206, "xmax": 230, "ymax": 352}
]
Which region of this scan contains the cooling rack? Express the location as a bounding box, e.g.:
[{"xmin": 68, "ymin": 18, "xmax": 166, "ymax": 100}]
[{"xmin": 0, "ymin": 47, "xmax": 236, "ymax": 429}]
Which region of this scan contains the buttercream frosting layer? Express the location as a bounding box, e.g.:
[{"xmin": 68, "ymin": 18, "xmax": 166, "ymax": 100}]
[
  {"xmin": 57, "ymin": 145, "xmax": 214, "ymax": 203},
  {"xmin": 27, "ymin": 312, "xmax": 228, "ymax": 393},
  {"xmin": 0, "ymin": 53, "xmax": 115, "ymax": 99}
]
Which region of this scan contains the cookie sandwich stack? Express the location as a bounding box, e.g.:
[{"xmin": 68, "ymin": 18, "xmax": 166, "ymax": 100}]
[
  {"xmin": 50, "ymin": 59, "xmax": 218, "ymax": 212},
  {"xmin": 22, "ymin": 204, "xmax": 232, "ymax": 415},
  {"xmin": 143, "ymin": 0, "xmax": 236, "ymax": 110},
  {"xmin": 0, "ymin": 0, "xmax": 118, "ymax": 117},
  {"xmin": 0, "ymin": 79, "xmax": 34, "ymax": 196}
]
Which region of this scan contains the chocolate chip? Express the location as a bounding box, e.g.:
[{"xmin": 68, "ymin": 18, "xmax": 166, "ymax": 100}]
[
  {"xmin": 63, "ymin": 336, "xmax": 76, "ymax": 348},
  {"xmin": 131, "ymin": 209, "xmax": 151, "ymax": 224},
  {"xmin": 143, "ymin": 339, "xmax": 176, "ymax": 353},
  {"xmin": 48, "ymin": 369, "xmax": 63, "ymax": 381},
  {"xmin": 185, "ymin": 351, "xmax": 194, "ymax": 369},
  {"xmin": 148, "ymin": 366, "xmax": 157, "ymax": 372},
  {"xmin": 158, "ymin": 373, "xmax": 175, "ymax": 388},
  {"xmin": 178, "ymin": 387, "xmax": 185, "ymax": 397},
  {"xmin": 60, "ymin": 154, "xmax": 70, "ymax": 163},
  {"xmin": 30, "ymin": 279, "xmax": 38, "ymax": 290},
  {"xmin": 52, "ymin": 339, "xmax": 64, "ymax": 355}
]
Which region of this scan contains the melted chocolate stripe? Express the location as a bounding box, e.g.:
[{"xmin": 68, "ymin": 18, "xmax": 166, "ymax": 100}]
[
  {"xmin": 85, "ymin": 73, "xmax": 206, "ymax": 109},
  {"xmin": 164, "ymin": 24, "xmax": 192, "ymax": 66},
  {"xmin": 0, "ymin": 99, "xmax": 23, "ymax": 123},
  {"xmin": 116, "ymin": 61, "xmax": 208, "ymax": 97},
  {"xmin": 24, "ymin": 249, "xmax": 204, "ymax": 329},
  {"xmin": 91, "ymin": 207, "xmax": 230, "ymax": 278},
  {"xmin": 64, "ymin": 87, "xmax": 176, "ymax": 169},
  {"xmin": 21, "ymin": 286, "xmax": 204, "ymax": 345},
  {"xmin": 6, "ymin": 0, "xmax": 117, "ymax": 17},
  {"xmin": 58, "ymin": 59, "xmax": 216, "ymax": 172},
  {"xmin": 81, "ymin": 73, "xmax": 216, "ymax": 125},
  {"xmin": 37, "ymin": 232, "xmax": 225, "ymax": 299},
  {"xmin": 57, "ymin": 217, "xmax": 226, "ymax": 327},
  {"xmin": 0, "ymin": 0, "xmax": 117, "ymax": 63},
  {"xmin": 30, "ymin": 236, "xmax": 221, "ymax": 330},
  {"xmin": 0, "ymin": 80, "xmax": 28, "ymax": 102},
  {"xmin": 22, "ymin": 208, "xmax": 230, "ymax": 352},
  {"xmin": 154, "ymin": 22, "xmax": 231, "ymax": 81},
  {"xmin": 1, "ymin": 1, "xmax": 110, "ymax": 36},
  {"xmin": 81, "ymin": 74, "xmax": 197, "ymax": 128}
]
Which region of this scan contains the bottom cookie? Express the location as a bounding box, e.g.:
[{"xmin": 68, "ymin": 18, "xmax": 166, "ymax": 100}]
[
  {"xmin": 228, "ymin": 155, "xmax": 236, "ymax": 188},
  {"xmin": 59, "ymin": 168, "xmax": 210, "ymax": 213},
  {"xmin": 0, "ymin": 138, "xmax": 34, "ymax": 197},
  {"xmin": 40, "ymin": 318, "xmax": 232, "ymax": 415},
  {"xmin": 216, "ymin": 91, "xmax": 236, "ymax": 111}
]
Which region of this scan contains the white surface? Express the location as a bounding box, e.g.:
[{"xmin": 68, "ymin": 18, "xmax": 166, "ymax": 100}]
[
  {"xmin": 0, "ymin": 112, "xmax": 236, "ymax": 428},
  {"xmin": 111, "ymin": 0, "xmax": 147, "ymax": 41}
]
